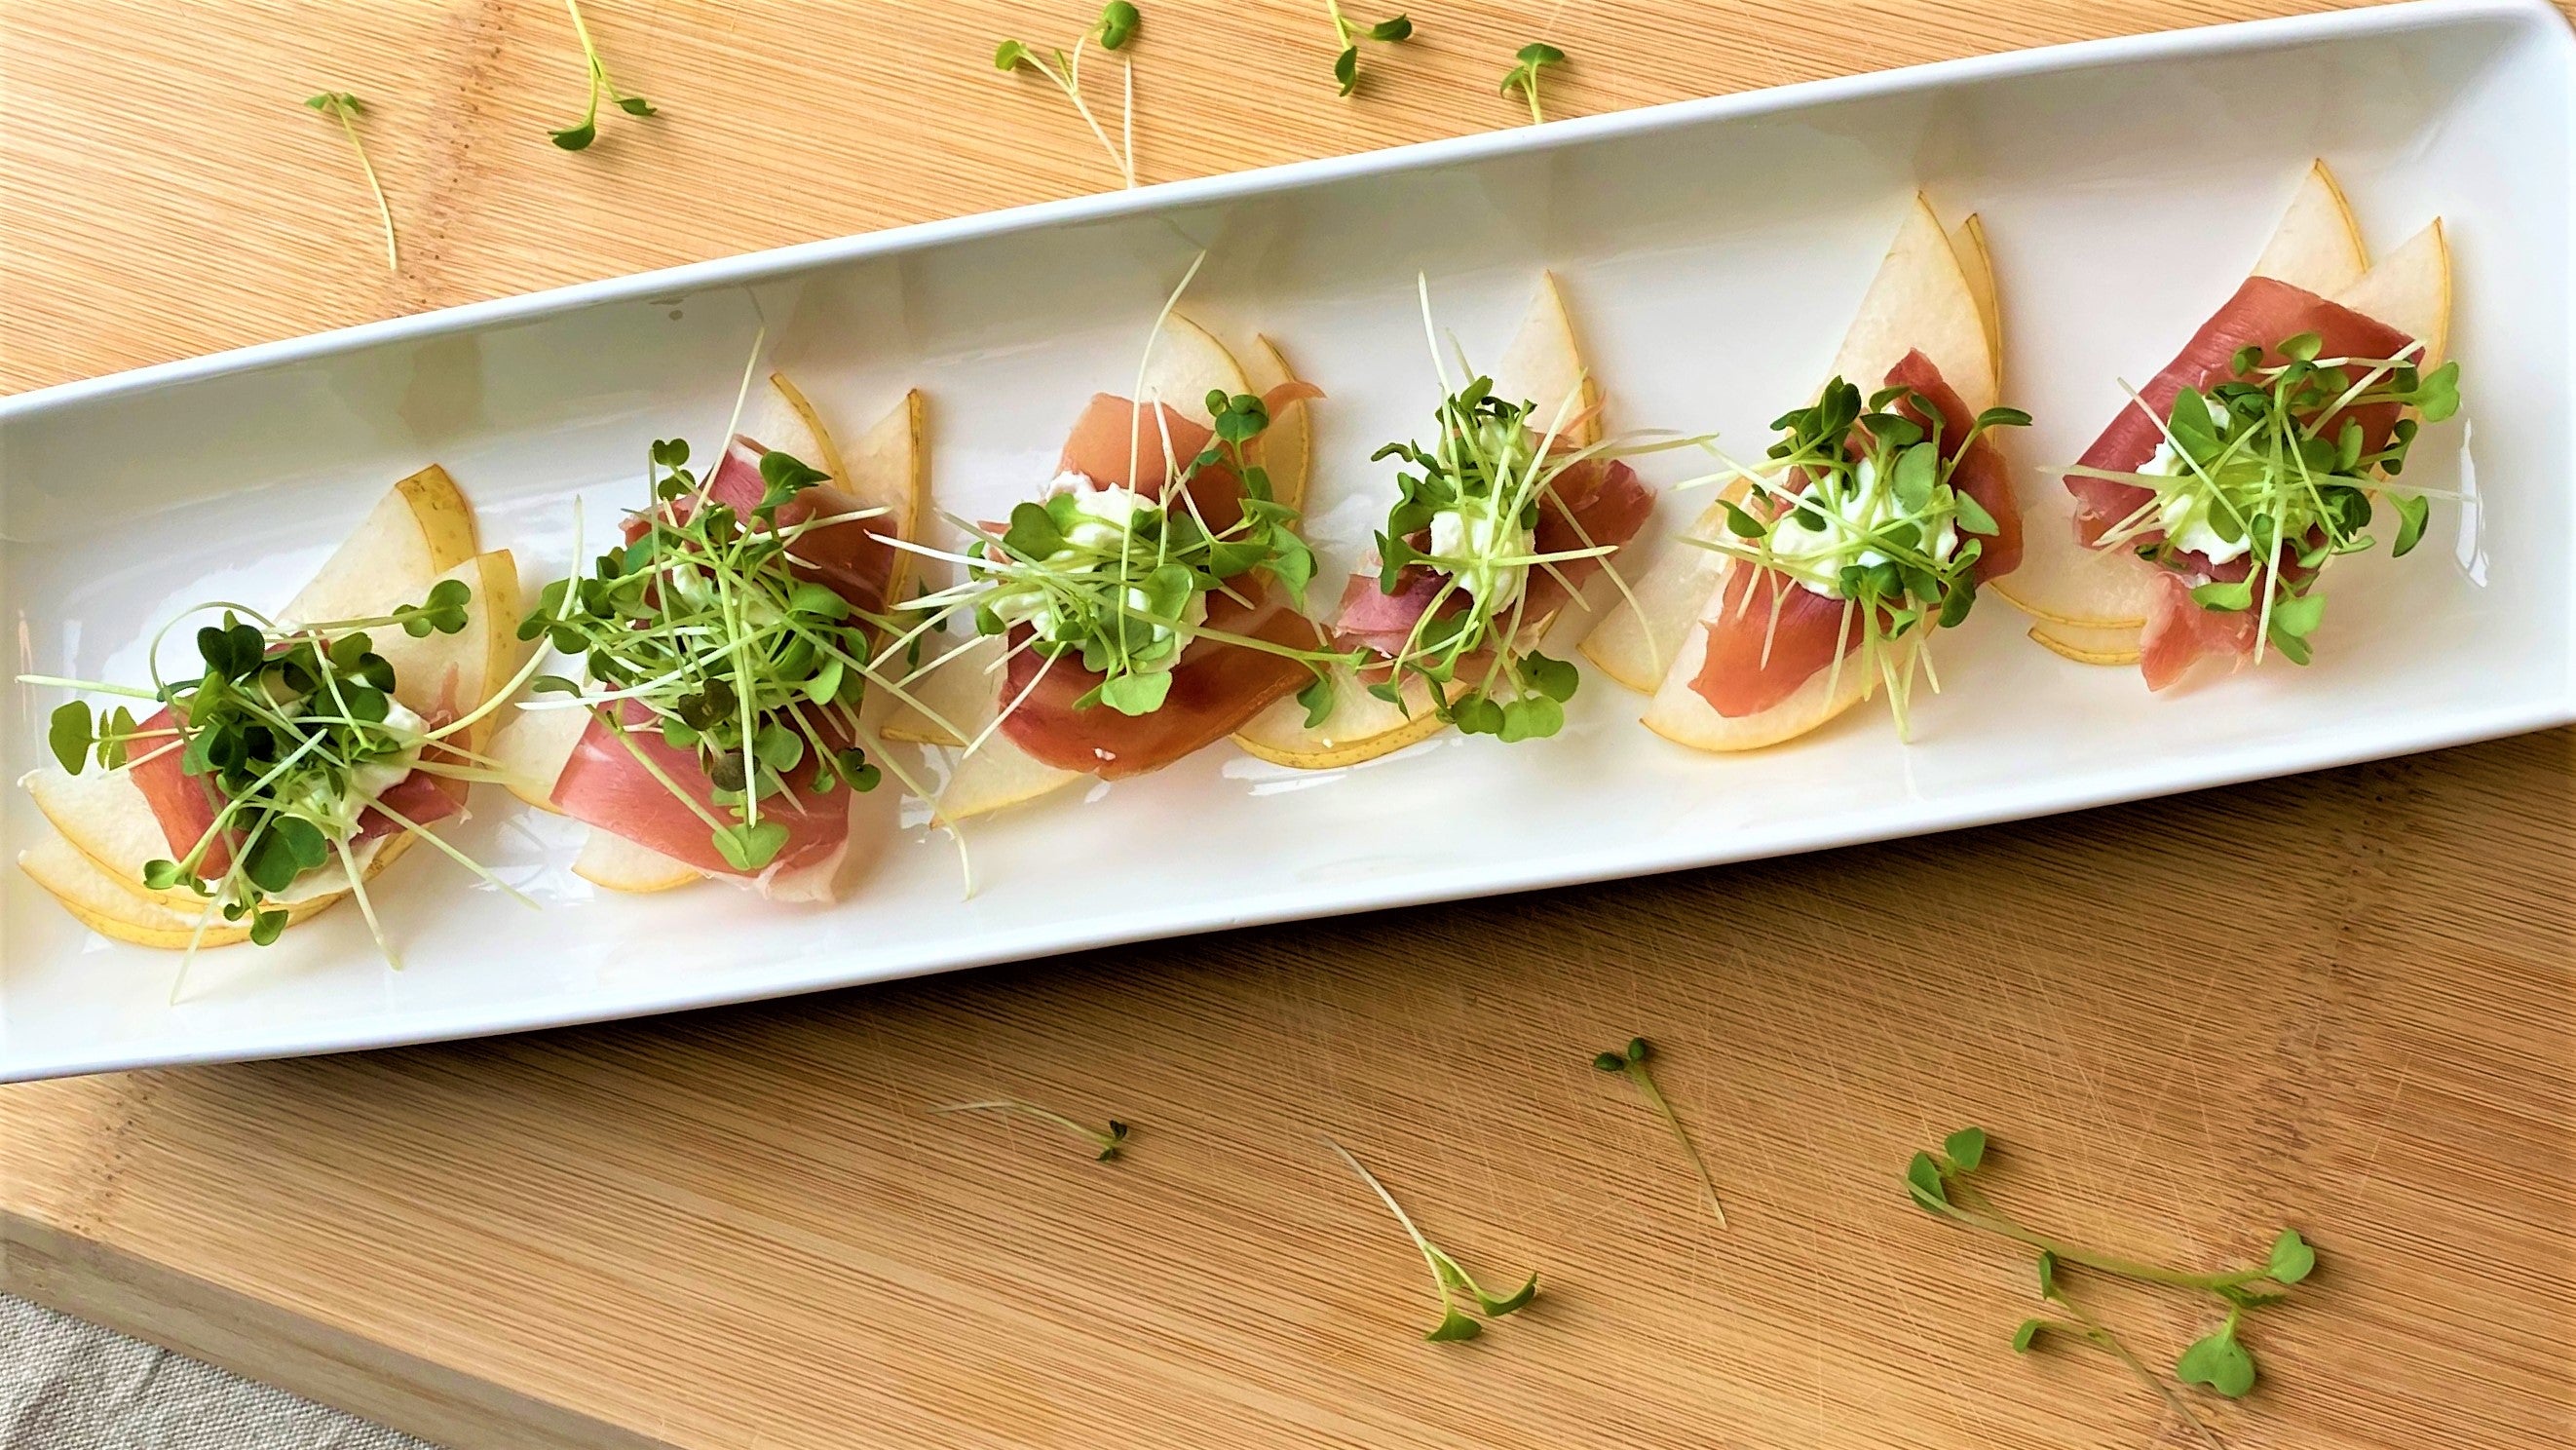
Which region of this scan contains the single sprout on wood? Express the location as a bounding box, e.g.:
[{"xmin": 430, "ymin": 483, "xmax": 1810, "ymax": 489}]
[
  {"xmin": 302, "ymin": 93, "xmax": 398, "ymax": 273},
  {"xmin": 994, "ymin": 3, "xmax": 1143, "ymax": 189},
  {"xmin": 932, "ymin": 1098, "xmax": 1130, "ymax": 1161},
  {"xmin": 1910, "ymin": 1126, "xmax": 2321, "ymax": 1437},
  {"xmin": 549, "ymin": 0, "xmax": 656, "ymax": 151},
  {"xmin": 1591, "ymin": 1036, "xmax": 1726, "ymax": 1228},
  {"xmin": 1499, "ymin": 42, "xmax": 1566, "ymax": 126},
  {"xmin": 1323, "ymin": 1, "xmax": 1413, "ymax": 95},
  {"xmin": 1325, "ymin": 1136, "xmax": 1536, "ymax": 1341}
]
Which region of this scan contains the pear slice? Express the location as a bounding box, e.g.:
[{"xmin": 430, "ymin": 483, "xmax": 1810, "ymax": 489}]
[
  {"xmin": 2333, "ymin": 221, "xmax": 2450, "ymax": 368},
  {"xmin": 1231, "ymin": 275, "xmax": 1593, "ymax": 770},
  {"xmin": 1637, "ymin": 194, "xmax": 1989, "ymax": 752},
  {"xmin": 1991, "ymin": 161, "xmax": 2370, "ymax": 641},
  {"xmin": 18, "ymin": 831, "xmax": 335, "ymax": 951},
  {"xmin": 571, "ymin": 830, "xmax": 702, "ymax": 893},
  {"xmin": 2029, "ymin": 621, "xmax": 2143, "ymax": 667},
  {"xmin": 1242, "ymin": 334, "xmax": 1314, "ymax": 512},
  {"xmin": 279, "ymin": 465, "xmax": 477, "ymax": 628}
]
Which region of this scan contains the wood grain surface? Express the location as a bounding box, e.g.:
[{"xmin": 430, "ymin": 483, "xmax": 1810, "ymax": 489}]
[{"xmin": 4, "ymin": 2, "xmax": 2573, "ymax": 1448}]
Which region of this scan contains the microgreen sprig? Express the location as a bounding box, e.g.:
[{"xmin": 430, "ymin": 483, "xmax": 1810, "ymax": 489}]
[
  {"xmin": 995, "ymin": 3, "xmax": 1141, "ymax": 189},
  {"xmin": 519, "ymin": 438, "xmax": 898, "ymax": 873},
  {"xmin": 1910, "ymin": 1127, "xmax": 2319, "ymax": 1421},
  {"xmin": 1324, "ymin": 2, "xmax": 1413, "ymax": 95},
  {"xmin": 302, "ymin": 93, "xmax": 398, "ymax": 273},
  {"xmin": 1592, "ymin": 1037, "xmax": 1726, "ymax": 1228},
  {"xmin": 1686, "ymin": 380, "xmax": 2028, "ymax": 737},
  {"xmin": 2070, "ymin": 334, "xmax": 2462, "ymax": 666},
  {"xmin": 896, "ymin": 388, "xmax": 1354, "ymax": 723},
  {"xmin": 1499, "ymin": 43, "xmax": 1566, "ymax": 125},
  {"xmin": 1326, "ymin": 1136, "xmax": 1537, "ymax": 1341},
  {"xmin": 2015, "ymin": 1251, "xmax": 2229, "ymax": 1450},
  {"xmin": 549, "ymin": 0, "xmax": 656, "ymax": 151},
  {"xmin": 933, "ymin": 1098, "xmax": 1130, "ymax": 1160}
]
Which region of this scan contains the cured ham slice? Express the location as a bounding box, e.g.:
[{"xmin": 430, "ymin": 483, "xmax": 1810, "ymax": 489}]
[
  {"xmin": 1691, "ymin": 351, "xmax": 2019, "ymax": 717},
  {"xmin": 549, "ymin": 699, "xmax": 852, "ymax": 882},
  {"xmin": 631, "ymin": 436, "xmax": 901, "ymax": 616},
  {"xmin": 995, "ymin": 384, "xmax": 1328, "ymax": 779},
  {"xmin": 1330, "ymin": 455, "xmax": 1654, "ymax": 662},
  {"xmin": 129, "ymin": 705, "xmax": 465, "ymax": 876},
  {"xmin": 2064, "ymin": 277, "xmax": 2416, "ymax": 689}
]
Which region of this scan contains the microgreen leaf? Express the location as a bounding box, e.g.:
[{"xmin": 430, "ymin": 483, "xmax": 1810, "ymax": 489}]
[
  {"xmin": 47, "ymin": 701, "xmax": 91, "ymax": 775},
  {"xmin": 1096, "ymin": 1, "xmax": 1141, "ymax": 51},
  {"xmin": 710, "ymin": 820, "xmax": 789, "ymax": 873},
  {"xmin": 2176, "ymin": 1318, "xmax": 2257, "ymax": 1398},
  {"xmin": 1499, "ymin": 42, "xmax": 1567, "ymax": 124},
  {"xmin": 2012, "ymin": 1318, "xmax": 2051, "ymax": 1353},
  {"xmin": 2267, "ymin": 1228, "xmax": 2317, "ymax": 1284},
  {"xmin": 1327, "ymin": 1136, "xmax": 1536, "ymax": 1342},
  {"xmin": 1943, "ymin": 1126, "xmax": 1988, "ymax": 1172},
  {"xmin": 1324, "ymin": 3, "xmax": 1412, "ymax": 95},
  {"xmin": 1298, "ymin": 672, "xmax": 1337, "ymax": 729},
  {"xmin": 1098, "ymin": 670, "xmax": 1174, "ymax": 715},
  {"xmin": 549, "ymin": 0, "xmax": 653, "ymax": 152}
]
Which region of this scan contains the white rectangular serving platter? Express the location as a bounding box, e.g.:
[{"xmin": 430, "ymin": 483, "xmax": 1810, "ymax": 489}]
[{"xmin": 4, "ymin": 0, "xmax": 2571, "ymax": 1083}]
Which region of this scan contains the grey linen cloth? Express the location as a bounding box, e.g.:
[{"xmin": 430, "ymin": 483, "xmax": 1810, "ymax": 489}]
[{"xmin": 2, "ymin": 1296, "xmax": 434, "ymax": 1450}]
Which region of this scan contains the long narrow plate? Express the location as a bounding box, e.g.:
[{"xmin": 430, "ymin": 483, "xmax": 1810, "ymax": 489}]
[{"xmin": 4, "ymin": 0, "xmax": 2569, "ymax": 1082}]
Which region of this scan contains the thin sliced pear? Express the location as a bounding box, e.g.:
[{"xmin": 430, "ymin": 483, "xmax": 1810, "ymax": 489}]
[
  {"xmin": 2029, "ymin": 621, "xmax": 2143, "ymax": 667},
  {"xmin": 2333, "ymin": 221, "xmax": 2450, "ymax": 367},
  {"xmin": 487, "ymin": 702, "xmax": 589, "ymax": 813},
  {"xmin": 2253, "ymin": 160, "xmax": 2370, "ymax": 295},
  {"xmin": 280, "ymin": 465, "xmax": 478, "ymax": 628},
  {"xmin": 19, "ymin": 832, "xmax": 334, "ymax": 951},
  {"xmin": 1495, "ymin": 272, "xmax": 1602, "ymax": 447},
  {"xmin": 373, "ymin": 550, "xmax": 520, "ymax": 752},
  {"xmin": 1579, "ymin": 489, "xmax": 1742, "ymax": 695},
  {"xmin": 572, "ymin": 830, "xmax": 702, "ymax": 893},
  {"xmin": 1143, "ymin": 313, "xmax": 1253, "ymax": 424},
  {"xmin": 1229, "ymin": 276, "xmax": 1595, "ymax": 769},
  {"xmin": 1242, "ymin": 335, "xmax": 1313, "ymax": 512},
  {"xmin": 1951, "ymin": 213, "xmax": 2005, "ymax": 401},
  {"xmin": 885, "ymin": 634, "xmax": 1080, "ymax": 821},
  {"xmin": 746, "ymin": 374, "xmax": 930, "ymax": 615},
  {"xmin": 24, "ymin": 760, "xmax": 208, "ymax": 908},
  {"xmin": 1992, "ymin": 161, "xmax": 2370, "ymax": 640},
  {"xmin": 1639, "ymin": 194, "xmax": 1986, "ymax": 752}
]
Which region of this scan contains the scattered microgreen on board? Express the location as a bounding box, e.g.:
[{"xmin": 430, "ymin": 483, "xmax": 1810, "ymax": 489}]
[
  {"xmin": 302, "ymin": 92, "xmax": 398, "ymax": 272},
  {"xmin": 1323, "ymin": 1, "xmax": 1413, "ymax": 95},
  {"xmin": 933, "ymin": 1099, "xmax": 1130, "ymax": 1160},
  {"xmin": 2069, "ymin": 331, "xmax": 2461, "ymax": 666},
  {"xmin": 995, "ymin": 3, "xmax": 1144, "ymax": 188},
  {"xmin": 1592, "ymin": 1037, "xmax": 1726, "ymax": 1228},
  {"xmin": 549, "ymin": 0, "xmax": 656, "ymax": 151},
  {"xmin": 1499, "ymin": 42, "xmax": 1567, "ymax": 125},
  {"xmin": 1910, "ymin": 1127, "xmax": 2320, "ymax": 1440},
  {"xmin": 1326, "ymin": 1136, "xmax": 1537, "ymax": 1341}
]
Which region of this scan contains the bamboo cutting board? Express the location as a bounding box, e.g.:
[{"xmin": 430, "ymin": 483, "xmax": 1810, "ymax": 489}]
[{"xmin": 4, "ymin": 2, "xmax": 2572, "ymax": 1448}]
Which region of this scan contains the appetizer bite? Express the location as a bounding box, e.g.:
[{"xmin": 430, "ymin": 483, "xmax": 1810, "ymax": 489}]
[
  {"xmin": 2024, "ymin": 160, "xmax": 2459, "ymax": 688},
  {"xmin": 1586, "ymin": 195, "xmax": 2026, "ymax": 749},
  {"xmin": 1235, "ymin": 274, "xmax": 1681, "ymax": 767},
  {"xmin": 489, "ymin": 372, "xmax": 927, "ymax": 897},
  {"xmin": 883, "ymin": 302, "xmax": 1329, "ymax": 820},
  {"xmin": 17, "ymin": 469, "xmax": 519, "ymax": 968}
]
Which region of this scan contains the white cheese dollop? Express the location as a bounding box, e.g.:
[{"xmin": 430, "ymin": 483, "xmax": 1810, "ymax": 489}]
[
  {"xmin": 2144, "ymin": 440, "xmax": 2250, "ymax": 565},
  {"xmin": 1426, "ymin": 505, "xmax": 1534, "ymax": 612},
  {"xmin": 1765, "ymin": 457, "xmax": 1959, "ymax": 599},
  {"xmin": 984, "ymin": 474, "xmax": 1203, "ymax": 673}
]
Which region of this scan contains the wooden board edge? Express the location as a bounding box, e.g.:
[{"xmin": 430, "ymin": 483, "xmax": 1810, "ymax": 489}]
[{"xmin": 2, "ymin": 1211, "xmax": 670, "ymax": 1450}]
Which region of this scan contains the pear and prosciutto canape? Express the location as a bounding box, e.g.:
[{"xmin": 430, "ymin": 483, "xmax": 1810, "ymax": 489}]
[
  {"xmin": 488, "ymin": 373, "xmax": 928, "ymax": 897},
  {"xmin": 1586, "ymin": 195, "xmax": 2029, "ymax": 749},
  {"xmin": 1232, "ymin": 275, "xmax": 1694, "ymax": 768},
  {"xmin": 2025, "ymin": 161, "xmax": 2460, "ymax": 689},
  {"xmin": 18, "ymin": 468, "xmax": 520, "ymax": 964},
  {"xmin": 880, "ymin": 311, "xmax": 1330, "ymax": 821}
]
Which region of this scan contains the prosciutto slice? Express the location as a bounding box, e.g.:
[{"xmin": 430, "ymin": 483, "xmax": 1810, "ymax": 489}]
[
  {"xmin": 1331, "ymin": 454, "xmax": 1656, "ymax": 662},
  {"xmin": 2063, "ymin": 277, "xmax": 2415, "ymax": 689},
  {"xmin": 131, "ymin": 705, "xmax": 465, "ymax": 878},
  {"xmin": 630, "ymin": 436, "xmax": 900, "ymax": 616},
  {"xmin": 1690, "ymin": 351, "xmax": 2021, "ymax": 718},
  {"xmin": 550, "ymin": 698, "xmax": 852, "ymax": 883},
  {"xmin": 997, "ymin": 385, "xmax": 1328, "ymax": 779}
]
